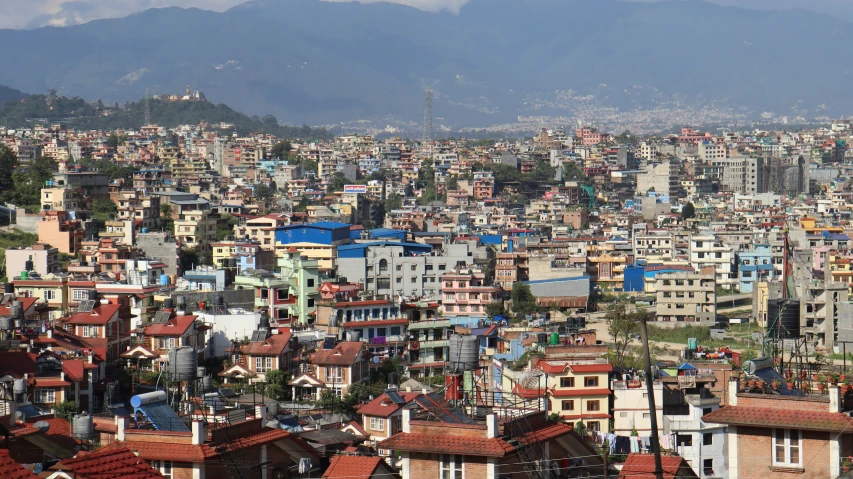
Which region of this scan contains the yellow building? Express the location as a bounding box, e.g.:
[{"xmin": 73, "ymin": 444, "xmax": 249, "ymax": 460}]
[
  {"xmin": 275, "ymin": 243, "xmax": 336, "ymax": 272},
  {"xmin": 12, "ymin": 274, "xmax": 69, "ymax": 320},
  {"xmin": 174, "ymin": 209, "xmax": 217, "ymax": 252}
]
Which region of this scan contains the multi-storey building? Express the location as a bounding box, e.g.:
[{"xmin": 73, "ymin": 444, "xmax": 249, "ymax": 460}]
[
  {"xmin": 439, "ymin": 266, "xmax": 500, "ymax": 326},
  {"xmin": 655, "ymin": 272, "xmax": 716, "ymax": 324}
]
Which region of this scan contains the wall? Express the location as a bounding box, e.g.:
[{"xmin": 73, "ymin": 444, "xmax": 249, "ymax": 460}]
[{"xmin": 735, "ymin": 426, "xmax": 830, "ymax": 479}]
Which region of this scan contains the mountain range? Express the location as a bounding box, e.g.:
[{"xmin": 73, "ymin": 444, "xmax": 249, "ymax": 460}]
[{"xmin": 0, "ymin": 0, "xmax": 852, "ymax": 127}]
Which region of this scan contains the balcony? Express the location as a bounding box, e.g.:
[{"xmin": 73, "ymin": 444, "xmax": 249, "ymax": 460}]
[{"xmin": 663, "ymin": 414, "xmax": 720, "ymax": 434}]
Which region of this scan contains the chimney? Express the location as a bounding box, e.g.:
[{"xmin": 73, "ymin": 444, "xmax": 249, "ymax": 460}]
[
  {"xmin": 728, "ymin": 377, "xmax": 738, "ymax": 407},
  {"xmin": 116, "ymin": 415, "xmax": 128, "ymax": 441},
  {"xmin": 486, "ymin": 413, "xmax": 498, "ymax": 439},
  {"xmin": 829, "ymin": 384, "xmax": 842, "ymax": 413},
  {"xmin": 401, "ymin": 408, "xmax": 411, "ymax": 433},
  {"xmin": 191, "ymin": 421, "xmax": 206, "ymax": 445}
]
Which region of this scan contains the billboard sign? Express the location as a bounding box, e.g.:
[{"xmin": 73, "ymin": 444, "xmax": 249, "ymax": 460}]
[{"xmin": 344, "ymin": 185, "xmax": 368, "ymax": 194}]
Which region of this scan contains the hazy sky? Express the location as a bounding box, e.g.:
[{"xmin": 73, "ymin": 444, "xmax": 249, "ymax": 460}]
[{"xmin": 0, "ymin": 0, "xmax": 847, "ymax": 29}]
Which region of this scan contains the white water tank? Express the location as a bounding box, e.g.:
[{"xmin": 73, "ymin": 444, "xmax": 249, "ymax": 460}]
[{"xmin": 73, "ymin": 413, "xmax": 94, "ymax": 439}]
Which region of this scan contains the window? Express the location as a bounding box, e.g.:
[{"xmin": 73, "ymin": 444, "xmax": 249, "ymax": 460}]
[
  {"xmin": 440, "ymin": 454, "xmax": 463, "ymax": 479},
  {"xmin": 438, "ymin": 264, "xmax": 446, "ymax": 270},
  {"xmin": 255, "ymin": 357, "xmax": 273, "ymax": 373},
  {"xmin": 396, "ymin": 264, "xmax": 402, "ymax": 271},
  {"xmin": 43, "ymin": 290, "xmax": 56, "ymax": 301},
  {"xmin": 379, "ymin": 259, "xmax": 388, "ymax": 273},
  {"xmin": 377, "ymin": 278, "xmax": 390, "ymax": 290},
  {"xmin": 584, "ymin": 377, "xmax": 599, "ymax": 387},
  {"xmin": 411, "ymin": 265, "xmax": 417, "ymax": 271},
  {"xmin": 150, "ymin": 461, "xmax": 173, "ymax": 479},
  {"xmin": 73, "ymin": 289, "xmax": 89, "ymax": 301},
  {"xmin": 773, "ymin": 429, "xmax": 801, "ymax": 467},
  {"xmin": 703, "ymin": 408, "xmax": 712, "ymax": 416},
  {"xmin": 561, "ymin": 400, "xmax": 574, "ymax": 410},
  {"xmin": 560, "ymin": 377, "xmax": 575, "ymax": 388},
  {"xmin": 703, "ymin": 459, "xmax": 714, "ymax": 476},
  {"xmin": 158, "ymin": 337, "xmax": 176, "ymax": 349},
  {"xmin": 369, "ymin": 417, "xmax": 385, "ymax": 431},
  {"xmin": 82, "ymin": 326, "xmax": 99, "ymax": 338},
  {"xmin": 703, "ymin": 433, "xmax": 713, "ymax": 446},
  {"xmin": 326, "ymin": 366, "xmax": 343, "ymax": 382},
  {"xmin": 35, "ymin": 388, "xmax": 55, "ymax": 403},
  {"xmin": 587, "ymin": 400, "xmax": 600, "ymax": 411},
  {"xmin": 676, "ymin": 434, "xmax": 692, "ymax": 447},
  {"xmin": 587, "ymin": 421, "xmax": 601, "ymax": 432}
]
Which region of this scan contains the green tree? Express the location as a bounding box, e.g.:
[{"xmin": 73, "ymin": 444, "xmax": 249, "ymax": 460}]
[
  {"xmin": 269, "ymin": 140, "xmax": 291, "ymax": 160},
  {"xmin": 0, "ymin": 143, "xmax": 19, "ymax": 193},
  {"xmin": 263, "ymin": 370, "xmax": 289, "ymax": 400},
  {"xmin": 384, "ymin": 193, "xmax": 403, "ymax": 212},
  {"xmin": 562, "ymin": 162, "xmax": 587, "ymax": 182},
  {"xmin": 615, "ymin": 130, "xmax": 632, "ymax": 144},
  {"xmin": 3, "ymin": 156, "xmax": 57, "ymax": 210},
  {"xmin": 511, "ymin": 282, "xmax": 539, "ymax": 318},
  {"xmin": 605, "ymin": 301, "xmax": 648, "ymax": 370},
  {"xmin": 446, "ymin": 176, "xmax": 459, "ymax": 191},
  {"xmin": 56, "ymin": 400, "xmax": 77, "ymax": 422},
  {"xmin": 327, "ymin": 172, "xmax": 349, "ymax": 193},
  {"xmin": 530, "ymin": 161, "xmax": 557, "ymax": 183},
  {"xmin": 681, "ymin": 202, "xmax": 696, "ymax": 220},
  {"xmin": 301, "ymin": 160, "xmax": 318, "ymax": 176},
  {"xmin": 317, "ymin": 389, "xmax": 345, "ymax": 413},
  {"xmin": 91, "ymin": 197, "xmax": 118, "ymax": 222},
  {"xmin": 106, "ymin": 134, "xmax": 120, "ymax": 149},
  {"xmin": 485, "ymin": 302, "xmax": 507, "ymax": 320},
  {"xmin": 254, "ymin": 184, "xmax": 276, "ymax": 207}
]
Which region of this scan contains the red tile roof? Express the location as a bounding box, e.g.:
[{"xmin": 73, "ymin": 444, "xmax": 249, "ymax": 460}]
[
  {"xmin": 0, "ymin": 297, "xmax": 38, "ymax": 317},
  {"xmin": 702, "ymin": 405, "xmax": 853, "ymax": 432},
  {"xmin": 322, "ymin": 455, "xmax": 392, "ymax": 479},
  {"xmin": 63, "ymin": 359, "xmax": 86, "ymax": 382},
  {"xmin": 0, "ymin": 351, "xmax": 36, "ymax": 378},
  {"xmin": 357, "ymin": 392, "xmax": 422, "ymax": 418},
  {"xmin": 378, "ymin": 433, "xmax": 514, "ymax": 457},
  {"xmin": 54, "ymin": 445, "xmax": 165, "ymax": 479},
  {"xmin": 569, "ymin": 364, "xmax": 613, "ymax": 373},
  {"xmin": 65, "ymin": 304, "xmax": 121, "ymax": 325},
  {"xmin": 618, "ymin": 453, "xmax": 697, "ymax": 479},
  {"xmin": 238, "ymin": 331, "xmax": 293, "ymax": 356},
  {"xmin": 311, "ymin": 341, "xmax": 365, "ymax": 366},
  {"xmin": 143, "ymin": 315, "xmax": 198, "ymax": 336},
  {"xmin": 0, "ymin": 449, "xmax": 38, "ymax": 479}
]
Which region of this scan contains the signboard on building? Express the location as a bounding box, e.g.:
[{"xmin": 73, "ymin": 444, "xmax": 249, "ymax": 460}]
[{"xmin": 344, "ymin": 185, "xmax": 368, "ymax": 194}]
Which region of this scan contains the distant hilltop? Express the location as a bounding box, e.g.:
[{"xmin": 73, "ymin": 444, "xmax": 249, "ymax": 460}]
[{"xmin": 152, "ymin": 85, "xmax": 207, "ymax": 103}]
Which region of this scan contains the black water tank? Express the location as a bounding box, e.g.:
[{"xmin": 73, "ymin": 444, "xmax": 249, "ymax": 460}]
[
  {"xmin": 163, "ymin": 298, "xmax": 174, "ymax": 310},
  {"xmin": 4, "ymin": 283, "xmax": 13, "ymax": 294},
  {"xmin": 88, "ymin": 290, "xmax": 98, "ymax": 301},
  {"xmin": 767, "ymin": 299, "xmax": 801, "ymax": 339},
  {"xmin": 576, "ymin": 316, "xmax": 587, "ymax": 329}
]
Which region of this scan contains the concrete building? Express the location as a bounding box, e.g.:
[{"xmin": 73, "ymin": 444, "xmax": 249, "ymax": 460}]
[
  {"xmin": 336, "ymin": 241, "xmax": 472, "ymax": 298},
  {"xmin": 439, "ymin": 266, "xmax": 500, "ymax": 326},
  {"xmin": 174, "ymin": 209, "xmax": 218, "ymax": 252},
  {"xmin": 655, "ymin": 272, "xmax": 716, "ymax": 324},
  {"xmin": 37, "ymin": 211, "xmax": 85, "ymax": 254},
  {"xmin": 136, "ymin": 231, "xmax": 181, "ymax": 275},
  {"xmin": 612, "ymin": 378, "xmax": 663, "ymax": 436},
  {"xmin": 690, "ymin": 234, "xmax": 737, "ymax": 290},
  {"xmin": 5, "ymin": 244, "xmax": 59, "ymax": 279},
  {"xmin": 116, "ymin": 189, "xmax": 161, "ymax": 230},
  {"xmin": 636, "ymin": 159, "xmax": 680, "ymax": 197}
]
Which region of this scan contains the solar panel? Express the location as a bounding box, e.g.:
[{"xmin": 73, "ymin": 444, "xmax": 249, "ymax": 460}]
[
  {"xmin": 0, "ymin": 293, "xmax": 14, "ymax": 305},
  {"xmin": 386, "ymin": 390, "xmax": 405, "ymax": 405},
  {"xmin": 153, "ymin": 311, "xmax": 171, "ymax": 324},
  {"xmin": 109, "ymin": 404, "xmax": 129, "ymax": 416},
  {"xmin": 309, "ymin": 413, "xmax": 324, "ymax": 421},
  {"xmin": 136, "ymin": 401, "xmax": 191, "ymax": 432},
  {"xmin": 77, "ymin": 300, "xmax": 96, "ymax": 313},
  {"xmin": 219, "ymin": 388, "xmax": 237, "ymax": 398},
  {"xmin": 322, "ymin": 337, "xmax": 335, "ymax": 350},
  {"xmin": 251, "ymin": 331, "xmax": 267, "ymax": 342}
]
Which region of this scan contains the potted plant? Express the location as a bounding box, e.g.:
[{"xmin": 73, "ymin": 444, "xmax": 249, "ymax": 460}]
[
  {"xmin": 840, "ymin": 373, "xmax": 847, "ymax": 383},
  {"xmin": 784, "ymin": 370, "xmax": 793, "ymax": 380},
  {"xmin": 843, "ymin": 456, "xmax": 853, "ymax": 473},
  {"xmin": 739, "ymin": 377, "xmax": 748, "ymax": 389},
  {"xmin": 748, "ymin": 378, "xmax": 757, "ymax": 388},
  {"xmin": 771, "ymin": 380, "xmax": 780, "ymax": 390},
  {"xmin": 818, "ymin": 382, "xmax": 827, "ymax": 393},
  {"xmin": 786, "ymin": 380, "xmax": 795, "ymax": 390},
  {"xmin": 757, "ymin": 379, "xmax": 766, "ymax": 389}
]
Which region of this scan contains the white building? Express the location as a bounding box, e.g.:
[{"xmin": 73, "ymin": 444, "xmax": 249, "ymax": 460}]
[
  {"xmin": 664, "ymin": 389, "xmax": 727, "ymax": 478},
  {"xmin": 612, "ymin": 377, "xmax": 663, "ymax": 436}
]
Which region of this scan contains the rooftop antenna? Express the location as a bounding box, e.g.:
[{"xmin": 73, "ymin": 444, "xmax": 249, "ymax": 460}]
[
  {"xmin": 423, "ymin": 88, "xmax": 433, "ymax": 144},
  {"xmin": 144, "ymin": 88, "xmax": 151, "ymax": 126}
]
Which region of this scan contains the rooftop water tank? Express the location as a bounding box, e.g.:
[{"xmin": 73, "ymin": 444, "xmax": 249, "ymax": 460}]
[
  {"xmin": 130, "ymin": 390, "xmax": 168, "ymax": 409},
  {"xmin": 167, "ymin": 346, "xmax": 198, "ymax": 381},
  {"xmin": 9, "ymin": 301, "xmax": 23, "ymax": 321},
  {"xmin": 267, "ymin": 400, "xmax": 280, "ymax": 417},
  {"xmin": 160, "ymin": 274, "xmax": 170, "ymax": 286},
  {"xmin": 73, "ymin": 413, "xmax": 94, "ymax": 439},
  {"xmin": 13, "ymin": 378, "xmax": 26, "ymax": 395},
  {"xmin": 141, "ymin": 228, "xmax": 149, "ymax": 234},
  {"xmin": 0, "ymin": 315, "xmax": 12, "ymax": 331},
  {"xmin": 743, "ymin": 357, "xmax": 775, "ymax": 375},
  {"xmin": 4, "ymin": 283, "xmax": 13, "ymax": 294},
  {"xmin": 163, "ymin": 298, "xmax": 174, "ymax": 310},
  {"xmin": 448, "ymin": 334, "xmax": 479, "ymax": 372},
  {"xmin": 88, "ymin": 290, "xmax": 98, "ymax": 301},
  {"xmin": 549, "ymin": 332, "xmax": 559, "ymax": 345}
]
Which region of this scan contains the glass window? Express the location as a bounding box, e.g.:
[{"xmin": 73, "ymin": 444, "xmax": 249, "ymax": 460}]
[
  {"xmin": 369, "ymin": 417, "xmax": 385, "ymax": 431},
  {"xmin": 703, "ymin": 433, "xmax": 713, "ymax": 446},
  {"xmin": 587, "ymin": 400, "xmax": 600, "ymax": 411},
  {"xmin": 561, "ymin": 400, "xmax": 574, "ymax": 410},
  {"xmin": 584, "ymin": 377, "xmax": 599, "ymax": 387},
  {"xmin": 560, "ymin": 377, "xmax": 574, "ymax": 388},
  {"xmin": 773, "ymin": 429, "xmax": 801, "ymax": 467},
  {"xmin": 440, "ymin": 454, "xmax": 463, "ymax": 479}
]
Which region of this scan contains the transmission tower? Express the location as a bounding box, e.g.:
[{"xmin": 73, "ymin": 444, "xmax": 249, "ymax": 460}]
[
  {"xmin": 144, "ymin": 88, "xmax": 151, "ymax": 126},
  {"xmin": 422, "ymin": 88, "xmax": 433, "ymax": 143}
]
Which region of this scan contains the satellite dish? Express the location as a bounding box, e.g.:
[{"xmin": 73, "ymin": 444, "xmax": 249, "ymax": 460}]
[{"xmin": 33, "ymin": 421, "xmax": 50, "ymax": 433}]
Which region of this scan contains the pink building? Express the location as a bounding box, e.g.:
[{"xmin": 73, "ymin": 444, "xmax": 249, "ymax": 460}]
[
  {"xmin": 37, "ymin": 211, "xmax": 85, "ymax": 254},
  {"xmin": 575, "ymin": 127, "xmax": 610, "ymax": 146},
  {"xmin": 439, "ymin": 266, "xmax": 500, "ymax": 324}
]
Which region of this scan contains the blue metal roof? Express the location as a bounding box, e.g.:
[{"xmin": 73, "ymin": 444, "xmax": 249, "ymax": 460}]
[{"xmin": 337, "ymin": 241, "xmax": 432, "ymax": 252}]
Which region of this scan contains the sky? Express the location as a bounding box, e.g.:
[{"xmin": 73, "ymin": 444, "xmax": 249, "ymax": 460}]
[{"xmin": 0, "ymin": 0, "xmax": 848, "ymax": 29}]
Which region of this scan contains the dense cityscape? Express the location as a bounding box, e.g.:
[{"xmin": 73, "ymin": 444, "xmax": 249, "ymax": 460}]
[{"xmin": 4, "ymin": 1, "xmax": 853, "ymax": 478}]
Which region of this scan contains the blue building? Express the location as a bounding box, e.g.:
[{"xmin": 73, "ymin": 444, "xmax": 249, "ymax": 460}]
[
  {"xmin": 623, "ymin": 265, "xmax": 645, "ymax": 292},
  {"xmin": 275, "ymin": 222, "xmax": 352, "ymax": 246},
  {"xmin": 737, "ymin": 244, "xmax": 774, "ymax": 293}
]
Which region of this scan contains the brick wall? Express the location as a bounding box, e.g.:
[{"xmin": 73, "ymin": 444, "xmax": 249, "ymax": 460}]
[
  {"xmin": 409, "ymin": 421, "xmax": 486, "ymax": 438},
  {"xmin": 737, "ymin": 394, "xmax": 829, "ymax": 412},
  {"xmin": 736, "ymin": 426, "xmax": 830, "ymax": 479}
]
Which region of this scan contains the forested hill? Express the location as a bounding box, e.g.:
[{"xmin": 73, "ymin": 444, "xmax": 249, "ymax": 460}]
[
  {"xmin": 0, "ymin": 93, "xmax": 331, "ymax": 140},
  {"xmin": 0, "ymin": 85, "xmax": 27, "ymax": 108}
]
